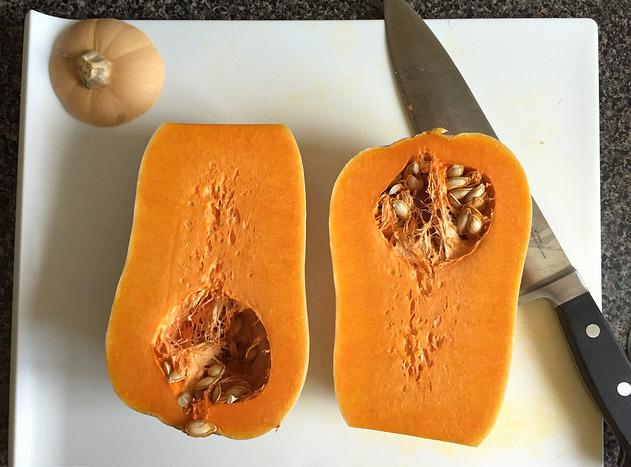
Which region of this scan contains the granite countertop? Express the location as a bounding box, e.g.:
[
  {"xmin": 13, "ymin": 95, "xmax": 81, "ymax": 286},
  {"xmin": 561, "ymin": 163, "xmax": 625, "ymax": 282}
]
[{"xmin": 1, "ymin": 0, "xmax": 629, "ymax": 465}]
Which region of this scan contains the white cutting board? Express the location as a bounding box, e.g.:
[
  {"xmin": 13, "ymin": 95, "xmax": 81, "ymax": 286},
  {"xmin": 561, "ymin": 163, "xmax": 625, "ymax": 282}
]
[{"xmin": 12, "ymin": 10, "xmax": 602, "ymax": 466}]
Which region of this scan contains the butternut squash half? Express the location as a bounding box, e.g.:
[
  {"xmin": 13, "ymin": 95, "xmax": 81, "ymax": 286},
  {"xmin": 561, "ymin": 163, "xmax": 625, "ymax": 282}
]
[
  {"xmin": 106, "ymin": 123, "xmax": 309, "ymax": 439},
  {"xmin": 330, "ymin": 129, "xmax": 531, "ymax": 446}
]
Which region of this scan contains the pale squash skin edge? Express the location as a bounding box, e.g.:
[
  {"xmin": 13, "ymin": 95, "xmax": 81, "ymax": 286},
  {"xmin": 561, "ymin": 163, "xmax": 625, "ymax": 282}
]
[
  {"xmin": 331, "ymin": 130, "xmax": 531, "ymax": 446},
  {"xmin": 106, "ymin": 123, "xmax": 309, "ymax": 439}
]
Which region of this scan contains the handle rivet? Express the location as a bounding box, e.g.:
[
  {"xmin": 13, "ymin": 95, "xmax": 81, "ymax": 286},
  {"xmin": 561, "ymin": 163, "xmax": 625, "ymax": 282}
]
[
  {"xmin": 617, "ymin": 382, "xmax": 631, "ymax": 397},
  {"xmin": 585, "ymin": 324, "xmax": 600, "ymax": 338}
]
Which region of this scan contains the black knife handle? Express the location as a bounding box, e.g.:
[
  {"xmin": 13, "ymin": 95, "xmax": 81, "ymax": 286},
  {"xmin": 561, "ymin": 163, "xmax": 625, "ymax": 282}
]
[{"xmin": 555, "ymin": 292, "xmax": 631, "ymax": 466}]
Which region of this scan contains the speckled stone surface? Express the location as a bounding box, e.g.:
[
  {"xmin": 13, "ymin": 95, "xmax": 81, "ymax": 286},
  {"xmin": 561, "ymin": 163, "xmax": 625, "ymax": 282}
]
[{"xmin": 1, "ymin": 0, "xmax": 629, "ymax": 465}]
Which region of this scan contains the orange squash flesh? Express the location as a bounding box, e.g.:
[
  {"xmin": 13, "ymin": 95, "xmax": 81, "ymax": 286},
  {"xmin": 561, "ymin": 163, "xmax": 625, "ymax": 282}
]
[
  {"xmin": 106, "ymin": 123, "xmax": 309, "ymax": 439},
  {"xmin": 330, "ymin": 129, "xmax": 531, "ymax": 446}
]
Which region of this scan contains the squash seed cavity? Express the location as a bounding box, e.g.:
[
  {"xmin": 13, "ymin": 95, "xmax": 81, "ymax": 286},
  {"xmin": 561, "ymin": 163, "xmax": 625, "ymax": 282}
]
[
  {"xmin": 375, "ymin": 154, "xmax": 494, "ymax": 271},
  {"xmin": 153, "ymin": 294, "xmax": 271, "ymax": 434}
]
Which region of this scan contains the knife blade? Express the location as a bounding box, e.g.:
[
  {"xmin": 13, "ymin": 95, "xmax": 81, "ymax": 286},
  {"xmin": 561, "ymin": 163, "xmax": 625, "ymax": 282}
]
[{"xmin": 384, "ymin": 0, "xmax": 631, "ymax": 463}]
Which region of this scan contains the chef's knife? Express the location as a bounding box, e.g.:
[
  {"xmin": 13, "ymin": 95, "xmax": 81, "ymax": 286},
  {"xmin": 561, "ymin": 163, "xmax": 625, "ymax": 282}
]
[{"xmin": 384, "ymin": 0, "xmax": 631, "ymax": 464}]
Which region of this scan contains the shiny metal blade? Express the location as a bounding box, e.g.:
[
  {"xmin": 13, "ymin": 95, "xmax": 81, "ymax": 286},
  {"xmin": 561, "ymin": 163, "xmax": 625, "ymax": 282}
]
[
  {"xmin": 384, "ymin": 0, "xmax": 495, "ymax": 136},
  {"xmin": 519, "ymin": 202, "xmax": 586, "ymax": 305},
  {"xmin": 384, "ymin": 0, "xmax": 586, "ymax": 304}
]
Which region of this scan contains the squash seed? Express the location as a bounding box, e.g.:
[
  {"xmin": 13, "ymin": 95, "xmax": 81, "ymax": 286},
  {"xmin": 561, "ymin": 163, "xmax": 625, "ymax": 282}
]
[
  {"xmin": 406, "ymin": 175, "xmax": 423, "ymax": 191},
  {"xmin": 468, "ymin": 197, "xmax": 486, "ymax": 211},
  {"xmin": 464, "ymin": 183, "xmax": 485, "ymax": 203},
  {"xmin": 207, "ymin": 363, "xmax": 225, "ymax": 378},
  {"xmin": 447, "ymin": 164, "xmax": 464, "ymax": 178},
  {"xmin": 467, "ymin": 210, "xmax": 484, "ymax": 235},
  {"xmin": 185, "ymin": 419, "xmax": 217, "ymax": 437},
  {"xmin": 166, "ymin": 369, "xmax": 186, "ymax": 383},
  {"xmin": 446, "ymin": 177, "xmax": 469, "ymax": 190},
  {"xmin": 226, "ymin": 395, "xmax": 237, "ymax": 404},
  {"xmin": 392, "ymin": 200, "xmax": 410, "ymax": 220},
  {"xmin": 388, "ymin": 184, "xmax": 402, "ymax": 195},
  {"xmin": 456, "ymin": 208, "xmax": 471, "ymax": 234},
  {"xmin": 407, "ymin": 161, "xmax": 420, "ymax": 174},
  {"xmin": 449, "ymin": 187, "xmax": 472, "ymax": 200},
  {"xmin": 448, "ymin": 193, "xmax": 462, "ymax": 209},
  {"xmin": 210, "ymin": 384, "xmax": 222, "ymax": 403},
  {"xmin": 162, "ymin": 361, "xmax": 172, "ymax": 376},
  {"xmin": 196, "ymin": 375, "xmax": 220, "ymax": 390},
  {"xmin": 178, "ymin": 391, "xmax": 193, "ymax": 408}
]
